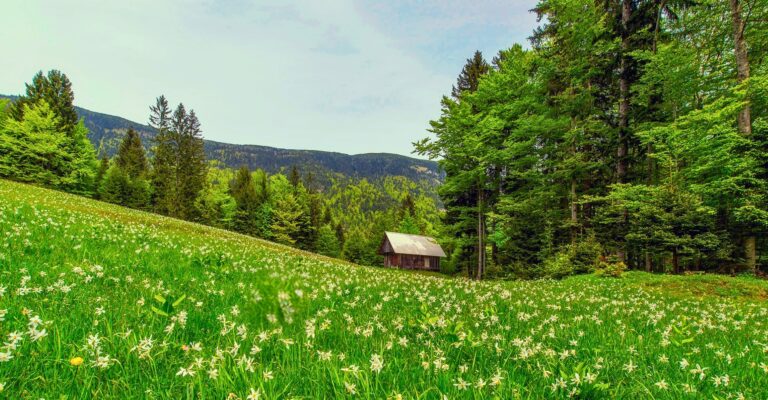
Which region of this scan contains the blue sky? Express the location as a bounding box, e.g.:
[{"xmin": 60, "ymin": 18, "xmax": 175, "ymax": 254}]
[{"xmin": 1, "ymin": 0, "xmax": 539, "ymax": 157}]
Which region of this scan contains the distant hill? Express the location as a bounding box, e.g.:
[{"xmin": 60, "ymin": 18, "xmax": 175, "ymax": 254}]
[{"xmin": 1, "ymin": 95, "xmax": 443, "ymax": 187}]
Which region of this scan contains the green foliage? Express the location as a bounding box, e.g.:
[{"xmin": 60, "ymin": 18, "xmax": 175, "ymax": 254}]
[
  {"xmin": 99, "ymin": 165, "xmax": 152, "ymax": 210},
  {"xmin": 397, "ymin": 212, "xmax": 420, "ymax": 235},
  {"xmin": 315, "ymin": 224, "xmax": 341, "ymax": 258},
  {"xmin": 541, "ymin": 251, "xmax": 574, "ymax": 280},
  {"xmin": 0, "ymin": 100, "xmax": 96, "ymax": 193},
  {"xmin": 10, "ymin": 70, "xmax": 79, "ymax": 133},
  {"xmin": 115, "ymin": 128, "xmax": 148, "ymax": 178},
  {"xmin": 342, "ymin": 229, "xmax": 381, "ymax": 266},
  {"xmin": 230, "ymin": 166, "xmax": 263, "ymax": 235},
  {"xmin": 420, "ymin": 0, "xmax": 768, "ymax": 276},
  {"xmin": 270, "ymin": 193, "xmax": 302, "ymax": 245},
  {"xmin": 594, "ymin": 260, "xmax": 627, "ymax": 278}
]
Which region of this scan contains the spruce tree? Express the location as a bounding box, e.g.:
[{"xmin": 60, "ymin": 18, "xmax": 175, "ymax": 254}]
[
  {"xmin": 230, "ymin": 166, "xmax": 261, "ymax": 235},
  {"xmin": 115, "ymin": 129, "xmax": 148, "ymax": 179},
  {"xmin": 11, "ymin": 70, "xmax": 78, "ymax": 134},
  {"xmin": 315, "ymin": 225, "xmax": 341, "ymax": 257},
  {"xmin": 289, "ymin": 165, "xmax": 301, "ymax": 188},
  {"xmin": 451, "ymin": 51, "xmax": 490, "ymax": 100},
  {"xmin": 149, "ymin": 96, "xmax": 176, "ymax": 215},
  {"xmin": 94, "ymin": 155, "xmax": 110, "ymax": 198},
  {"xmin": 175, "ymin": 107, "xmax": 207, "ymax": 220},
  {"xmin": 270, "ymin": 193, "xmax": 303, "ymax": 245}
]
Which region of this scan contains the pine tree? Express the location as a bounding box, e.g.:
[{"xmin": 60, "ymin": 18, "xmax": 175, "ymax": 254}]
[
  {"xmin": 103, "ymin": 128, "xmax": 152, "ymax": 209},
  {"xmin": 4, "ymin": 71, "xmax": 96, "ymax": 194},
  {"xmin": 149, "ymin": 96, "xmax": 177, "ymax": 216},
  {"xmin": 94, "ymin": 155, "xmax": 110, "ymax": 197},
  {"xmin": 176, "ymin": 107, "xmax": 207, "ymax": 220},
  {"xmin": 270, "ymin": 193, "xmax": 303, "ymax": 245},
  {"xmin": 416, "ymin": 50, "xmax": 492, "ymax": 279},
  {"xmin": 289, "ymin": 165, "xmax": 301, "ymax": 187},
  {"xmin": 451, "ymin": 51, "xmax": 490, "ymax": 100},
  {"xmin": 115, "ymin": 129, "xmax": 148, "ymax": 179},
  {"xmin": 10, "ymin": 70, "xmax": 78, "ymax": 134},
  {"xmin": 315, "ymin": 224, "xmax": 341, "ymax": 258},
  {"xmin": 230, "ymin": 166, "xmax": 261, "ymax": 235}
]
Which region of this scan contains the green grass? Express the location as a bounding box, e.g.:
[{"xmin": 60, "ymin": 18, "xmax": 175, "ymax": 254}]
[{"xmin": 0, "ymin": 179, "xmax": 767, "ymax": 399}]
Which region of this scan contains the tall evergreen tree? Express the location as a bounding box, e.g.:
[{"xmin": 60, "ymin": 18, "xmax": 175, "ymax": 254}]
[
  {"xmin": 175, "ymin": 107, "xmax": 207, "ymax": 220},
  {"xmin": 10, "ymin": 70, "xmax": 78, "ymax": 134},
  {"xmin": 230, "ymin": 166, "xmax": 261, "ymax": 235},
  {"xmin": 416, "ymin": 50, "xmax": 492, "ymax": 279},
  {"xmin": 149, "ymin": 96, "xmax": 176, "ymax": 216},
  {"xmin": 451, "ymin": 51, "xmax": 491, "ymax": 100},
  {"xmin": 115, "ymin": 129, "xmax": 148, "ymax": 178}
]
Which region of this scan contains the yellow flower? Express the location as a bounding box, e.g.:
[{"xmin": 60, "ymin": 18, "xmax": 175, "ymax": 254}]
[{"xmin": 70, "ymin": 357, "xmax": 84, "ymax": 366}]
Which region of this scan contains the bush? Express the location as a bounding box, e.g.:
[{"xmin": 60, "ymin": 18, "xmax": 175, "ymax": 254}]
[
  {"xmin": 542, "ymin": 252, "xmax": 575, "ymax": 279},
  {"xmin": 594, "ymin": 261, "xmax": 627, "ymax": 278},
  {"xmin": 566, "ymin": 237, "xmax": 603, "ymax": 273},
  {"xmin": 537, "ymin": 238, "xmax": 603, "ymax": 280}
]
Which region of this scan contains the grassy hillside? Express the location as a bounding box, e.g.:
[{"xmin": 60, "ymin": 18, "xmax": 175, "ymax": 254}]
[{"xmin": 0, "ymin": 179, "xmax": 767, "ymax": 399}]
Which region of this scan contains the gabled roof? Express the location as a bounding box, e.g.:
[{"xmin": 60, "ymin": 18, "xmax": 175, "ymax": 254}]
[{"xmin": 382, "ymin": 231, "xmax": 446, "ymax": 257}]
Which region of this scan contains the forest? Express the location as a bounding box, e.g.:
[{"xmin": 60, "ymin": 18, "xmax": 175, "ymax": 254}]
[
  {"xmin": 417, "ymin": 0, "xmax": 768, "ymax": 279},
  {"xmin": 0, "ymin": 73, "xmax": 441, "ymax": 267}
]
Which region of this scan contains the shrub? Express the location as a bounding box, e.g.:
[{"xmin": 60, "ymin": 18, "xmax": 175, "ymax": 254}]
[
  {"xmin": 566, "ymin": 237, "xmax": 603, "ymax": 273},
  {"xmin": 594, "ymin": 261, "xmax": 627, "ymax": 278},
  {"xmin": 542, "ymin": 252, "xmax": 575, "ymax": 279}
]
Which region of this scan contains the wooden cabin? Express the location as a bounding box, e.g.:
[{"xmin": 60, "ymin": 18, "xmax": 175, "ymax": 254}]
[{"xmin": 378, "ymin": 231, "xmax": 446, "ymax": 271}]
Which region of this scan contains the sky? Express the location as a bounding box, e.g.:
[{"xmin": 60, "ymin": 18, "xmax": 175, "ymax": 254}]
[{"xmin": 1, "ymin": 0, "xmax": 540, "ymax": 157}]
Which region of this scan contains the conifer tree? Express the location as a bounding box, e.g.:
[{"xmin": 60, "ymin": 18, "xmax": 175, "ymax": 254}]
[
  {"xmin": 11, "ymin": 70, "xmax": 78, "ymax": 134},
  {"xmin": 103, "ymin": 128, "xmax": 151, "ymax": 209},
  {"xmin": 451, "ymin": 51, "xmax": 490, "ymax": 100},
  {"xmin": 230, "ymin": 166, "xmax": 261, "ymax": 235},
  {"xmin": 270, "ymin": 193, "xmax": 303, "ymax": 245},
  {"xmin": 149, "ymin": 96, "xmax": 176, "ymax": 216},
  {"xmin": 94, "ymin": 155, "xmax": 109, "ymax": 197},
  {"xmin": 315, "ymin": 225, "xmax": 341, "ymax": 258},
  {"xmin": 115, "ymin": 129, "xmax": 148, "ymax": 178},
  {"xmin": 289, "ymin": 165, "xmax": 301, "ymax": 187},
  {"xmin": 175, "ymin": 107, "xmax": 207, "ymax": 220}
]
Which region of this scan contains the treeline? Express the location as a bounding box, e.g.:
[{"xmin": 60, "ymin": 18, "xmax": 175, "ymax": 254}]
[
  {"xmin": 0, "ymin": 71, "xmax": 441, "ymax": 265},
  {"xmin": 418, "ymin": 0, "xmax": 768, "ymax": 279}
]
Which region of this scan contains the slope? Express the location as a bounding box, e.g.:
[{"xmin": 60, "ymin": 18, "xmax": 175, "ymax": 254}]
[{"xmin": 0, "ymin": 179, "xmax": 766, "ymax": 399}]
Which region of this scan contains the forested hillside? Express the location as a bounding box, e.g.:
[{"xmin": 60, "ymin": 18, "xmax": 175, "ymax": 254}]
[
  {"xmin": 1, "ymin": 95, "xmax": 443, "ymax": 188},
  {"xmin": 0, "ymin": 76, "xmax": 441, "ymax": 267}
]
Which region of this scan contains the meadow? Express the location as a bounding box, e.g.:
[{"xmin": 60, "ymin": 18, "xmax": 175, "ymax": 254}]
[{"xmin": 0, "ymin": 179, "xmax": 767, "ymax": 399}]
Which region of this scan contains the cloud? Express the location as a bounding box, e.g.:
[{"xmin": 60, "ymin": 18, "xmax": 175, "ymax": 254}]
[{"xmin": 0, "ymin": 0, "xmax": 538, "ymax": 156}]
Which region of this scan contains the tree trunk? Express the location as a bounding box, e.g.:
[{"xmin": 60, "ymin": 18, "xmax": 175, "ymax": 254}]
[
  {"xmin": 745, "ymin": 236, "xmax": 756, "ymax": 274},
  {"xmin": 617, "ymin": 0, "xmax": 631, "ymax": 184},
  {"xmin": 672, "ymin": 248, "xmax": 679, "ymax": 274},
  {"xmin": 730, "ymin": 0, "xmax": 752, "ymax": 136},
  {"xmin": 570, "ymin": 178, "xmax": 578, "ymax": 244},
  {"xmin": 730, "ymin": 0, "xmax": 757, "ymax": 274},
  {"xmin": 645, "ymin": 252, "xmax": 652, "ymax": 273},
  {"xmin": 476, "ymin": 187, "xmax": 486, "ymax": 280},
  {"xmin": 616, "ymin": 0, "xmax": 632, "ymax": 264}
]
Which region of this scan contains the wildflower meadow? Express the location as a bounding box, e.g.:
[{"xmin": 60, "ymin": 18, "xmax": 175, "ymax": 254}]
[{"xmin": 0, "ymin": 179, "xmax": 767, "ymax": 399}]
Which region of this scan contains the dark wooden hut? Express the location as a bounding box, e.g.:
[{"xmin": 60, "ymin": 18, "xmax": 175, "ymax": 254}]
[{"xmin": 378, "ymin": 231, "xmax": 446, "ymax": 271}]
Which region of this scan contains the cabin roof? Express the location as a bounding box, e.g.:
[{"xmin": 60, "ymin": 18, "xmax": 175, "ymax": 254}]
[{"xmin": 382, "ymin": 231, "xmax": 446, "ymax": 257}]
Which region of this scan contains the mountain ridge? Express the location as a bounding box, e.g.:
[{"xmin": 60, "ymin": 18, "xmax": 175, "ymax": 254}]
[{"xmin": 0, "ymin": 94, "xmax": 443, "ymax": 186}]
